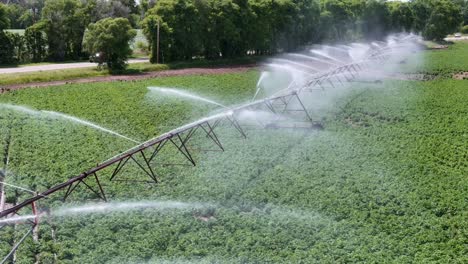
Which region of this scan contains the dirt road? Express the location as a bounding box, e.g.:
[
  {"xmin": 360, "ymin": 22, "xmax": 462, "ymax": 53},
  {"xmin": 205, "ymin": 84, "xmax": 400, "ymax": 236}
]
[
  {"xmin": 0, "ymin": 58, "xmax": 149, "ymax": 75},
  {"xmin": 444, "ymin": 36, "xmax": 468, "ymax": 41},
  {"xmin": 0, "ymin": 65, "xmax": 257, "ymax": 93}
]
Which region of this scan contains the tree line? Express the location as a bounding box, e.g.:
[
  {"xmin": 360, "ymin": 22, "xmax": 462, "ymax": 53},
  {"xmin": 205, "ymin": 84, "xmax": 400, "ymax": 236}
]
[{"xmin": 0, "ymin": 0, "xmax": 467, "ymax": 68}]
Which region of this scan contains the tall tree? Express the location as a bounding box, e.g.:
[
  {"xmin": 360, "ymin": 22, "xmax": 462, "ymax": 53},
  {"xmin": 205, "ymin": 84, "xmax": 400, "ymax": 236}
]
[
  {"xmin": 41, "ymin": 0, "xmax": 88, "ymax": 60},
  {"xmin": 0, "ymin": 2, "xmax": 8, "ymax": 30},
  {"xmin": 210, "ymin": 0, "xmax": 245, "ymax": 58},
  {"xmin": 387, "ymin": 1, "xmax": 414, "ymax": 33},
  {"xmin": 0, "ymin": 3, "xmax": 14, "ymax": 64},
  {"xmin": 283, "ymin": 0, "xmax": 320, "ymax": 50},
  {"xmin": 248, "ymin": 0, "xmax": 276, "ymax": 54},
  {"xmin": 423, "ymin": 0, "xmax": 463, "ymax": 40},
  {"xmin": 361, "ymin": 0, "xmax": 390, "ymax": 40},
  {"xmin": 143, "ymin": 0, "xmax": 203, "ymax": 61},
  {"xmin": 83, "ymin": 17, "xmax": 136, "ymax": 72},
  {"xmin": 25, "ymin": 22, "xmax": 47, "ymax": 62},
  {"xmin": 411, "ymin": 0, "xmax": 432, "ymax": 33},
  {"xmin": 321, "ymin": 0, "xmax": 355, "ymax": 41},
  {"xmin": 5, "ymin": 4, "xmax": 26, "ymax": 28}
]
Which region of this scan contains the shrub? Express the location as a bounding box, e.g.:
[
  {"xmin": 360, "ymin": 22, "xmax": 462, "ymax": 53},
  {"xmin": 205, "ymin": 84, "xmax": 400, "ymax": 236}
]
[
  {"xmin": 8, "ymin": 32, "xmax": 27, "ymax": 63},
  {"xmin": 135, "ymin": 40, "xmax": 149, "ymax": 55},
  {"xmin": 83, "ymin": 17, "xmax": 136, "ymax": 73},
  {"xmin": 25, "ymin": 23, "xmax": 48, "ymax": 63},
  {"xmin": 461, "ymin": 25, "xmax": 468, "ymax": 34},
  {"xmin": 0, "ymin": 33, "xmax": 14, "ymax": 64}
]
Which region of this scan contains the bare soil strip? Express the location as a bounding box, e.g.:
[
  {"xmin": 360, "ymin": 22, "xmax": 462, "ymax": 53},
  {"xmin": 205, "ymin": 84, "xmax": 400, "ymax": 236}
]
[
  {"xmin": 0, "ymin": 65, "xmax": 257, "ymax": 93},
  {"xmin": 452, "ymin": 72, "xmax": 468, "ymax": 80}
]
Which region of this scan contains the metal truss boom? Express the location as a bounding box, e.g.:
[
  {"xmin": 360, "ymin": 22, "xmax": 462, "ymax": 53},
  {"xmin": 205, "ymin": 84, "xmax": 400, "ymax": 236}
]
[{"xmin": 0, "ymin": 41, "xmax": 413, "ymax": 219}]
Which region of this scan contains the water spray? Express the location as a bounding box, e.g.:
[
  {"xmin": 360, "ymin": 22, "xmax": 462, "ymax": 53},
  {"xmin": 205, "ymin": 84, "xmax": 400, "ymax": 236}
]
[
  {"xmin": 0, "ymin": 104, "xmax": 140, "ymax": 144},
  {"xmin": 42, "ymin": 111, "xmax": 140, "ymax": 144},
  {"xmin": 148, "ymin": 87, "xmax": 227, "ymax": 108},
  {"xmin": 0, "ymin": 33, "xmax": 422, "ymax": 222}
]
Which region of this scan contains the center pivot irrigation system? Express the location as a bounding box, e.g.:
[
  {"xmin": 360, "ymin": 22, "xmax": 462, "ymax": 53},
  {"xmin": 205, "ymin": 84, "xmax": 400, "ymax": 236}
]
[
  {"xmin": 0, "ymin": 41, "xmax": 409, "ymax": 219},
  {"xmin": 0, "ymin": 35, "xmax": 419, "ymax": 262}
]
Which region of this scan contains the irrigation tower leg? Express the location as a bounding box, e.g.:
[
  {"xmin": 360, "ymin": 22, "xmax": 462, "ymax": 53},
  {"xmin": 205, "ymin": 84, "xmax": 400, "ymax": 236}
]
[
  {"xmin": 226, "ymin": 116, "xmax": 247, "ymax": 139},
  {"xmin": 93, "ymin": 173, "xmax": 107, "ymax": 201},
  {"xmin": 199, "ymin": 122, "xmax": 224, "ymax": 151},
  {"xmin": 109, "ymin": 156, "xmax": 131, "ymax": 181},
  {"xmin": 63, "ymin": 174, "xmax": 108, "ymax": 201},
  {"xmin": 130, "ymin": 151, "xmax": 160, "ymax": 182},
  {"xmin": 149, "ymin": 140, "xmax": 168, "ymax": 163},
  {"xmin": 293, "ymin": 93, "xmax": 314, "ymax": 124},
  {"xmin": 169, "ymin": 134, "xmax": 197, "ymax": 166}
]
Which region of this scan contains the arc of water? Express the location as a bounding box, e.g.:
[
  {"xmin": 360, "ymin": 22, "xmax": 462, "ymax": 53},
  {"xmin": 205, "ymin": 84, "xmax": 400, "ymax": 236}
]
[
  {"xmin": 0, "ymin": 214, "xmax": 36, "ymax": 225},
  {"xmin": 266, "ymin": 63, "xmax": 316, "ymax": 77},
  {"xmin": 0, "ymin": 104, "xmax": 140, "ymax": 144},
  {"xmin": 0, "ymin": 181, "xmax": 37, "ymax": 194},
  {"xmin": 271, "ymin": 58, "xmax": 321, "ymax": 72},
  {"xmin": 0, "ymin": 104, "xmax": 40, "ymax": 115},
  {"xmin": 148, "ymin": 87, "xmax": 227, "ymax": 108},
  {"xmin": 253, "ymin": 71, "xmax": 269, "ymax": 101},
  {"xmin": 309, "ymin": 50, "xmax": 344, "ymax": 64},
  {"xmin": 321, "ymin": 45, "xmax": 351, "ymax": 53},
  {"xmin": 289, "ymin": 53, "xmax": 339, "ymax": 66},
  {"xmin": 42, "ymin": 111, "xmax": 140, "ymax": 144},
  {"xmin": 54, "ymin": 201, "xmax": 207, "ymax": 216}
]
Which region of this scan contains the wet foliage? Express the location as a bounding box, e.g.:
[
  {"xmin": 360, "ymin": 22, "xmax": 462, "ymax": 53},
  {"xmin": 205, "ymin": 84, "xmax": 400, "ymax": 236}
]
[{"xmin": 0, "ymin": 47, "xmax": 467, "ymax": 263}]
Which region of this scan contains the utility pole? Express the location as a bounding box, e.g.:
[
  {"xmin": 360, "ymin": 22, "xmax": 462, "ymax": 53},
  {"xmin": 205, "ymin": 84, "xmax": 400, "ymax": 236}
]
[{"xmin": 156, "ymin": 20, "xmax": 160, "ymax": 64}]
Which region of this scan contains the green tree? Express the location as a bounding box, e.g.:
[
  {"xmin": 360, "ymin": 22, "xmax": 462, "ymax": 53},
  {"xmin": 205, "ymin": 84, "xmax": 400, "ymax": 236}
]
[
  {"xmin": 41, "ymin": 0, "xmax": 89, "ymax": 61},
  {"xmin": 5, "ymin": 4, "xmax": 26, "ymax": 29},
  {"xmin": 248, "ymin": 0, "xmax": 275, "ymax": 55},
  {"xmin": 411, "ymin": 0, "xmax": 432, "ymax": 33},
  {"xmin": 461, "ymin": 24, "xmax": 468, "ymax": 33},
  {"xmin": 8, "ymin": 32, "xmax": 27, "ymax": 62},
  {"xmin": 423, "ymin": 0, "xmax": 463, "ymax": 40},
  {"xmin": 0, "ymin": 3, "xmax": 9, "ymax": 30},
  {"xmin": 0, "ymin": 3, "xmax": 15, "ymax": 64},
  {"xmin": 142, "ymin": 14, "xmax": 169, "ymax": 63},
  {"xmin": 321, "ymin": 0, "xmax": 356, "ymax": 41},
  {"xmin": 288, "ymin": 0, "xmax": 320, "ymax": 49},
  {"xmin": 361, "ymin": 0, "xmax": 390, "ymax": 39},
  {"xmin": 25, "ymin": 22, "xmax": 47, "ymax": 62},
  {"xmin": 210, "ymin": 0, "xmax": 246, "ymax": 58},
  {"xmin": 83, "ymin": 17, "xmax": 136, "ymax": 72},
  {"xmin": 388, "ymin": 1, "xmax": 414, "ymax": 33},
  {"xmin": 247, "ymin": 0, "xmax": 298, "ymax": 53},
  {"xmin": 463, "ymin": 1, "xmax": 468, "ymax": 25},
  {"xmin": 451, "ymin": 0, "xmax": 467, "ymax": 25},
  {"xmin": 143, "ymin": 0, "xmax": 203, "ymax": 61}
]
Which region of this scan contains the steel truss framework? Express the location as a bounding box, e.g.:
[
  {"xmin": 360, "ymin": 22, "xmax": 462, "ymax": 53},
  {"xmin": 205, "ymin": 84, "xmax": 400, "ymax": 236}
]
[{"xmin": 0, "ymin": 41, "xmax": 408, "ymax": 221}]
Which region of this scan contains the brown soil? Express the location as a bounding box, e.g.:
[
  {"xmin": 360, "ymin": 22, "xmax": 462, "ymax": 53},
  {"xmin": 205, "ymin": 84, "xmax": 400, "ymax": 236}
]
[
  {"xmin": 429, "ymin": 45, "xmax": 449, "ymax": 50},
  {"xmin": 194, "ymin": 215, "xmax": 216, "ymax": 222},
  {"xmin": 344, "ymin": 117, "xmax": 361, "ymax": 128},
  {"xmin": 387, "ymin": 73, "xmax": 438, "ymax": 81},
  {"xmin": 452, "ymin": 72, "xmax": 468, "ymax": 80},
  {"xmin": 0, "ymin": 65, "xmax": 257, "ymax": 93}
]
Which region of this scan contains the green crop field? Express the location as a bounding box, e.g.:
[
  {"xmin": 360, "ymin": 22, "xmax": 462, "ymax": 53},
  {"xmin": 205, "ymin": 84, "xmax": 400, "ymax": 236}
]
[
  {"xmin": 0, "ymin": 43, "xmax": 467, "ymax": 263},
  {"xmin": 403, "ymin": 41, "xmax": 468, "ymax": 76}
]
